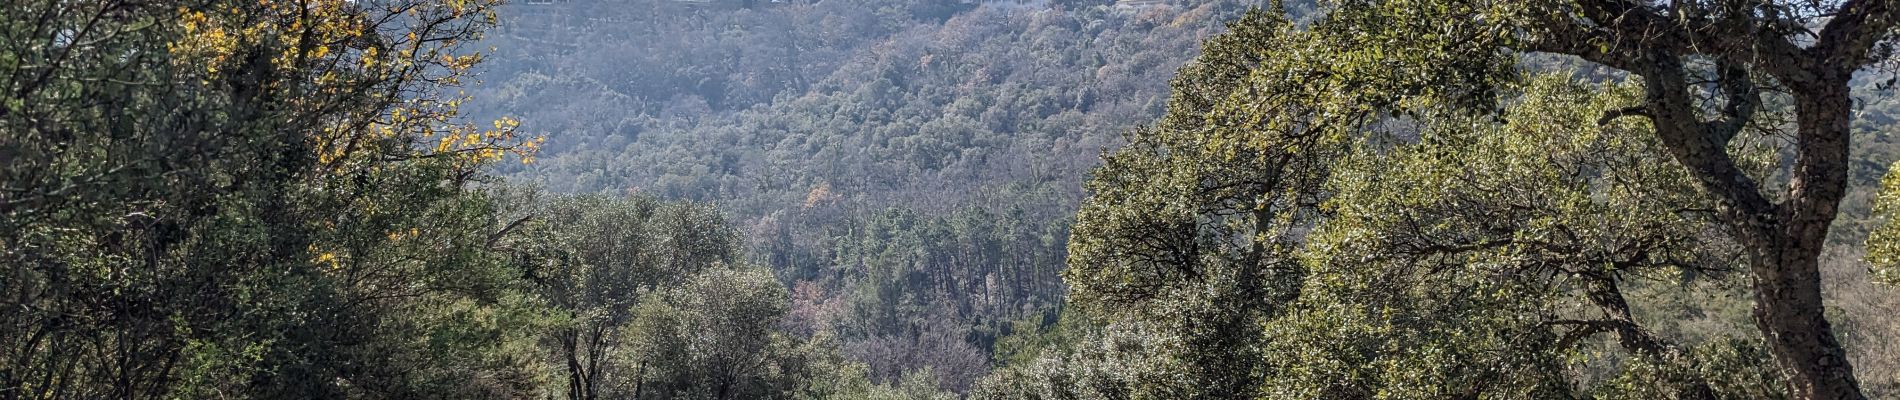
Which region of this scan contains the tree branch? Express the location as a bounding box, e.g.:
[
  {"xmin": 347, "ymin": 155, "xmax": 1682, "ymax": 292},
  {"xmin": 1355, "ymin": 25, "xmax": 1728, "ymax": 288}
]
[
  {"xmin": 1814, "ymin": 0, "xmax": 1899, "ymax": 70},
  {"xmin": 486, "ymin": 216, "xmax": 533, "ymax": 248},
  {"xmin": 1597, "ymin": 105, "xmax": 1651, "ymax": 126},
  {"xmin": 1708, "ymin": 59, "xmax": 1760, "ymax": 144},
  {"xmin": 1526, "ymin": 0, "xmax": 1812, "ymax": 88}
]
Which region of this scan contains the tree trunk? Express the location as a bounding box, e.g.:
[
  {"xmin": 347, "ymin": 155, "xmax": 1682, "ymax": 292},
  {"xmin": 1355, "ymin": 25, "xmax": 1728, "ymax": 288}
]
[
  {"xmin": 562, "ymin": 331, "xmax": 594, "ymax": 400},
  {"xmin": 1749, "ymin": 77, "xmax": 1864, "ymax": 400},
  {"xmin": 1632, "ymin": 52, "xmax": 1867, "ymax": 400}
]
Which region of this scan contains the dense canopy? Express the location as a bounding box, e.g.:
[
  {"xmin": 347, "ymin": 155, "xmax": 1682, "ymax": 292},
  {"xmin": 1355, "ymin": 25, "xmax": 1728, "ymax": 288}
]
[{"xmin": 5, "ymin": 0, "xmax": 1900, "ymax": 399}]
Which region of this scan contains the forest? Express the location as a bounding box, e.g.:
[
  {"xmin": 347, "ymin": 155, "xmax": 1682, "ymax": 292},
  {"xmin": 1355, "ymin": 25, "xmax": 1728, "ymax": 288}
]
[{"xmin": 2, "ymin": 0, "xmax": 1899, "ymax": 399}]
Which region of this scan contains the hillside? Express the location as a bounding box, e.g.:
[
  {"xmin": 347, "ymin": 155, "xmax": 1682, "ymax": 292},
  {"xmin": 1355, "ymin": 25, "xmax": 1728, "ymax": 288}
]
[
  {"xmin": 9, "ymin": 0, "xmax": 1900, "ymax": 398},
  {"xmin": 463, "ymin": 0, "xmax": 1255, "ymax": 390},
  {"xmin": 464, "ymin": 0, "xmax": 1900, "ymax": 395}
]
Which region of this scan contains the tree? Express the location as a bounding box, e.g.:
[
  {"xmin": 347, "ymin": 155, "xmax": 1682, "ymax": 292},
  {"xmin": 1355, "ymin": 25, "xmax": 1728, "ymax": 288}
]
[
  {"xmin": 1062, "ymin": 8, "xmax": 1474, "ymax": 397},
  {"xmin": 496, "ymin": 191, "xmax": 751, "ymax": 399},
  {"xmin": 502, "ymin": 193, "xmax": 673, "ymax": 400},
  {"xmin": 1489, "ymin": 2, "xmax": 1899, "ymax": 397},
  {"xmin": 1057, "ymin": 1, "xmax": 1898, "ymax": 399},
  {"xmin": 625, "ymin": 266, "xmax": 790, "ymax": 400},
  {"xmin": 492, "ymin": 190, "xmax": 896, "ymax": 400},
  {"xmin": 1274, "ymin": 74, "xmax": 1781, "ymax": 399},
  {"xmin": 0, "ymin": 0, "xmax": 540, "ymax": 397}
]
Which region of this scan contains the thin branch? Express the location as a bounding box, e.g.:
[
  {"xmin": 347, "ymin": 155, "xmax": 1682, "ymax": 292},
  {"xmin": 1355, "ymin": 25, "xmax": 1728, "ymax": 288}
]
[
  {"xmin": 1597, "ymin": 105, "xmax": 1652, "ymax": 126},
  {"xmin": 486, "ymin": 215, "xmax": 533, "ymax": 248}
]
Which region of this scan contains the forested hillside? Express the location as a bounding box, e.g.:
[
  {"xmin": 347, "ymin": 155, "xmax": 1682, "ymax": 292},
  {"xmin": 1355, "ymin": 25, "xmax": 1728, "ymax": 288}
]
[
  {"xmin": 8, "ymin": 0, "xmax": 1900, "ymax": 399},
  {"xmin": 461, "ymin": 0, "xmax": 1261, "ymax": 391},
  {"xmin": 466, "ymin": 1, "xmax": 1900, "ymax": 396}
]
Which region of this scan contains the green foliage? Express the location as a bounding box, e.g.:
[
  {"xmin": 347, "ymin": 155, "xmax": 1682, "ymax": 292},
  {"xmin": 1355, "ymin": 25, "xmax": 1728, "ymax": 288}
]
[
  {"xmin": 624, "ymin": 266, "xmax": 790, "ymax": 399},
  {"xmin": 486, "ymin": 189, "xmax": 939, "ymax": 400},
  {"xmin": 0, "ymin": 0, "xmax": 549, "ymax": 397},
  {"xmin": 988, "ymin": 308, "xmax": 1085, "ymax": 369},
  {"xmin": 1590, "ymin": 337, "xmax": 1789, "ymax": 400},
  {"xmin": 1274, "ymin": 74, "xmax": 1784, "ymax": 398},
  {"xmin": 14, "ymin": 0, "xmax": 1898, "ymax": 398},
  {"xmin": 0, "ymin": 0, "xmax": 881, "ymax": 398},
  {"xmin": 972, "ymin": 320, "xmax": 1202, "ymax": 400},
  {"xmin": 1005, "ymin": 4, "xmax": 1840, "ymax": 398},
  {"xmin": 1051, "ymin": 4, "xmax": 1530, "ymax": 396},
  {"xmin": 1866, "ymin": 165, "xmax": 1900, "ymax": 285}
]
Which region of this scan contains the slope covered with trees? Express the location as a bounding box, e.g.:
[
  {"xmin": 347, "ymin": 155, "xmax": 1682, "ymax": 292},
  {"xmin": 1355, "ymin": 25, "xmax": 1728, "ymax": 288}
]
[
  {"xmin": 7, "ymin": 0, "xmax": 1900, "ymax": 399},
  {"xmin": 461, "ymin": 0, "xmax": 1262, "ymax": 390}
]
